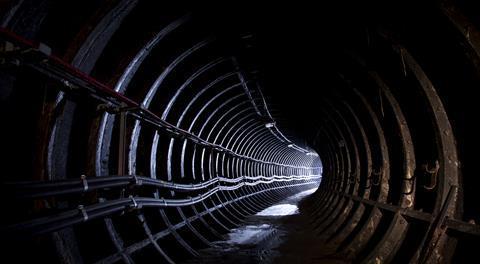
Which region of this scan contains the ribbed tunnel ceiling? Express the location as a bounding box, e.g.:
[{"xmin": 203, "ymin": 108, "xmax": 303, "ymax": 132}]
[{"xmin": 1, "ymin": 0, "xmax": 480, "ymax": 263}]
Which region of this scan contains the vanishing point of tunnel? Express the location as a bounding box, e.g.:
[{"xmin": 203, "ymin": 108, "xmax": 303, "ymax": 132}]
[{"xmin": 1, "ymin": 1, "xmax": 479, "ymax": 263}]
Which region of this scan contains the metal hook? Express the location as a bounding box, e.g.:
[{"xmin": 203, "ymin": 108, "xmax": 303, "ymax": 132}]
[
  {"xmin": 371, "ymin": 167, "xmax": 383, "ymax": 186},
  {"xmin": 78, "ymin": 205, "xmax": 88, "ymax": 221},
  {"xmin": 129, "ymin": 195, "xmax": 139, "ymax": 209},
  {"xmin": 402, "ymin": 178, "xmax": 416, "ymax": 195},
  {"xmin": 348, "ymin": 172, "xmax": 358, "ymax": 185},
  {"xmin": 131, "ymin": 175, "xmax": 142, "ymax": 186},
  {"xmin": 423, "ymin": 160, "xmax": 439, "ymax": 190},
  {"xmin": 80, "ymin": 174, "xmax": 88, "ymax": 192},
  {"xmin": 364, "ymin": 166, "xmax": 383, "ymax": 189}
]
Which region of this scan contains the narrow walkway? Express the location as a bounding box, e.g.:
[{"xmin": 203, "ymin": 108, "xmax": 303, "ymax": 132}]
[{"xmin": 184, "ymin": 188, "xmax": 347, "ymax": 264}]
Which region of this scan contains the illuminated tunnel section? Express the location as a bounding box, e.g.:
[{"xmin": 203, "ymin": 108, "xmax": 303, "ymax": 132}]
[
  {"xmin": 1, "ymin": 1, "xmax": 480, "ymax": 263},
  {"xmin": 0, "ymin": 1, "xmax": 321, "ymax": 263}
]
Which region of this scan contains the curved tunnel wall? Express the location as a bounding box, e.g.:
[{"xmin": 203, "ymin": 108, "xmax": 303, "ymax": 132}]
[
  {"xmin": 0, "ymin": 1, "xmax": 321, "ymax": 263},
  {"xmin": 1, "ymin": 1, "xmax": 480, "ymax": 263}
]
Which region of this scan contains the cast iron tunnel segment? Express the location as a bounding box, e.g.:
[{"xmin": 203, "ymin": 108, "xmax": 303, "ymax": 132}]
[
  {"xmin": 1, "ymin": 1, "xmax": 480, "ymax": 263},
  {"xmin": 0, "ymin": 16, "xmax": 321, "ymax": 263}
]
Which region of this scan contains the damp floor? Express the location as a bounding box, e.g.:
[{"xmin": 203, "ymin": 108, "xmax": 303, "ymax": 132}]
[{"xmin": 183, "ymin": 188, "xmax": 348, "ymax": 264}]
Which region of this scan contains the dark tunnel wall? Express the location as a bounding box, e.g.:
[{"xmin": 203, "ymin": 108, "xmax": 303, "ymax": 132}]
[{"xmin": 1, "ymin": 0, "xmax": 480, "ymax": 263}]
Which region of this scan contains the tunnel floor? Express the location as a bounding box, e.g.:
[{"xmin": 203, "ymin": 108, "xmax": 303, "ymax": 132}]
[{"xmin": 183, "ymin": 188, "xmax": 345, "ymax": 264}]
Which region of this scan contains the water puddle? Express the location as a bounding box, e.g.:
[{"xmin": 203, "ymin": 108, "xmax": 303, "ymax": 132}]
[
  {"xmin": 223, "ymin": 188, "xmax": 317, "ymax": 246},
  {"xmin": 256, "ymin": 204, "xmax": 299, "ymax": 216},
  {"xmin": 186, "ymin": 188, "xmax": 318, "ymax": 263},
  {"xmin": 255, "ymin": 188, "xmax": 316, "ymax": 217},
  {"xmin": 226, "ymin": 224, "xmax": 273, "ymax": 244}
]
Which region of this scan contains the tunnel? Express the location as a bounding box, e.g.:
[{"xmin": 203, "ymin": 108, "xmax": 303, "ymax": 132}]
[{"xmin": 1, "ymin": 0, "xmax": 479, "ymax": 263}]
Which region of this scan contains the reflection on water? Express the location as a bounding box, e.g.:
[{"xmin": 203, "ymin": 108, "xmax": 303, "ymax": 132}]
[
  {"xmin": 186, "ymin": 188, "xmax": 318, "ymax": 263},
  {"xmin": 226, "ymin": 224, "xmax": 272, "ymax": 244},
  {"xmin": 256, "ymin": 204, "xmax": 299, "ymax": 216},
  {"xmin": 224, "ymin": 188, "xmax": 317, "ymax": 246},
  {"xmin": 287, "ymin": 188, "xmax": 317, "ymax": 200}
]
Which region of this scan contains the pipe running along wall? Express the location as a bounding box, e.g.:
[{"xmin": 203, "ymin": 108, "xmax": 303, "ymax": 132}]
[
  {"xmin": 0, "ymin": 1, "xmax": 321, "ymax": 263},
  {"xmin": 1, "ymin": 0, "xmax": 480, "ymax": 263}
]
